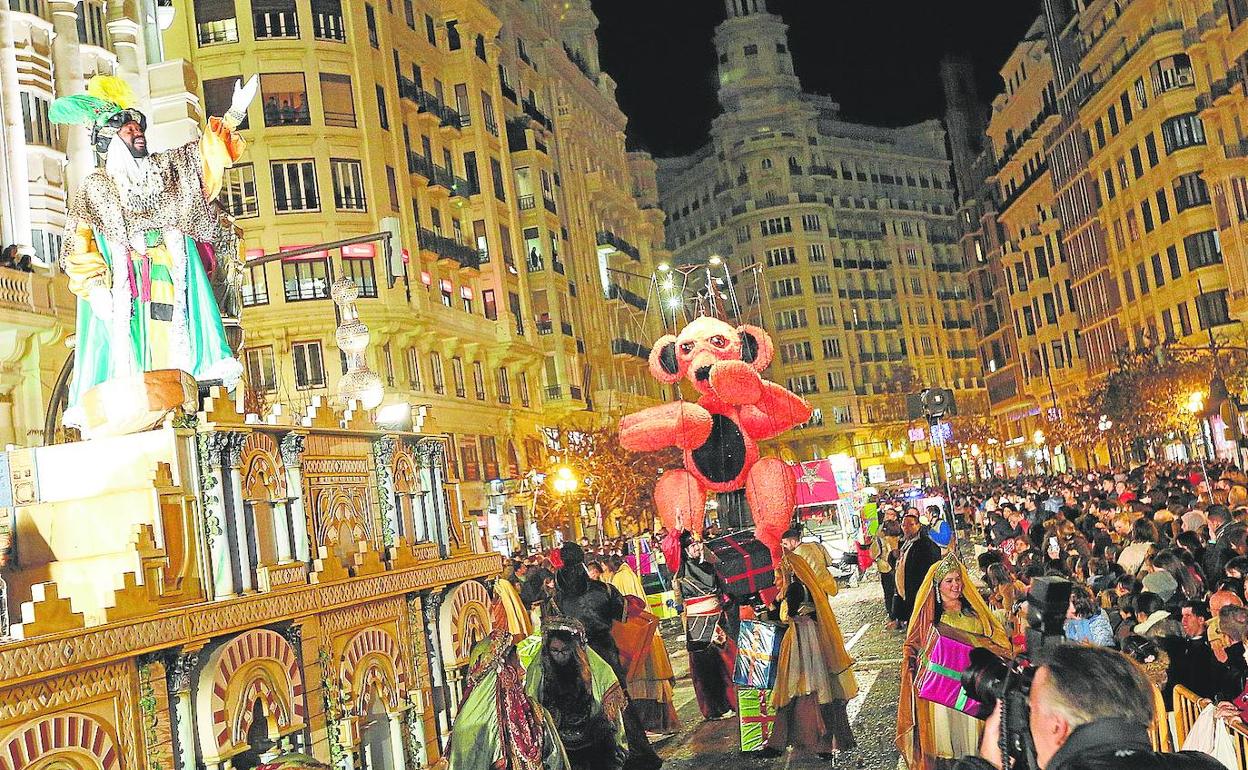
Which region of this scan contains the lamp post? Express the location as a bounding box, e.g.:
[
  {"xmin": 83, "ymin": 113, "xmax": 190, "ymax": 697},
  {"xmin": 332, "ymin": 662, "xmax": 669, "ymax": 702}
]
[
  {"xmin": 1033, "ymin": 429, "xmax": 1047, "ymax": 475},
  {"xmin": 550, "ymin": 465, "xmax": 580, "ymax": 539}
]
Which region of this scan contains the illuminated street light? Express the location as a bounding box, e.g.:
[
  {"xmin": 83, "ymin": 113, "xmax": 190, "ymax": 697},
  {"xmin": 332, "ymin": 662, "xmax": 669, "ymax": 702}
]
[
  {"xmin": 1097, "ymin": 414, "xmax": 1113, "ymax": 432},
  {"xmin": 708, "ymin": 255, "xmax": 722, "ymax": 266},
  {"xmin": 657, "ymin": 263, "xmax": 670, "ymax": 273},
  {"xmin": 1186, "ymin": 391, "xmax": 1206, "ymax": 415},
  {"xmin": 1033, "ymin": 429, "xmax": 1046, "ymax": 446},
  {"xmin": 551, "ymin": 465, "xmax": 579, "ymax": 495},
  {"xmin": 667, "ymin": 296, "xmax": 681, "ymax": 310}
]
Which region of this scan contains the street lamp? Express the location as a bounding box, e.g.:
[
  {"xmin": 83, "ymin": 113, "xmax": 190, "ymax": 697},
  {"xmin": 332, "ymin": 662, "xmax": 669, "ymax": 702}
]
[{"xmin": 551, "ymin": 465, "xmax": 579, "ymax": 495}]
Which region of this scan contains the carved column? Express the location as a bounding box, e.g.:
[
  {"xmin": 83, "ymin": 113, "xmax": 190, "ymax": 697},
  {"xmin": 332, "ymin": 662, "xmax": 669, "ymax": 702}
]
[
  {"xmin": 197, "ymin": 432, "xmax": 233, "ymax": 599},
  {"xmin": 417, "ymin": 440, "xmax": 449, "ymax": 558},
  {"xmin": 280, "ymin": 623, "xmax": 311, "ymax": 753},
  {"xmin": 223, "ymin": 431, "xmax": 253, "ymax": 593},
  {"xmin": 165, "ymin": 650, "xmax": 199, "ymax": 770},
  {"xmin": 281, "ymin": 433, "xmax": 311, "ymax": 563},
  {"xmin": 373, "ymin": 437, "xmax": 398, "ymax": 547},
  {"xmin": 421, "ymin": 589, "xmax": 448, "ymax": 752},
  {"xmin": 48, "ymin": 0, "xmax": 90, "ymax": 185}
]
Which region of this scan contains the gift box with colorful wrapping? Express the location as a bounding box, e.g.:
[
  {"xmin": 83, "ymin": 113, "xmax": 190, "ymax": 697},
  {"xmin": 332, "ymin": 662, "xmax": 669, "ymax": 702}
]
[
  {"xmin": 646, "ymin": 590, "xmax": 679, "ymax": 620},
  {"xmin": 915, "ymin": 626, "xmax": 985, "ymax": 717},
  {"xmin": 733, "ymin": 619, "xmax": 782, "ymax": 689},
  {"xmin": 738, "ymin": 687, "xmax": 775, "ymax": 752},
  {"xmin": 705, "ymin": 531, "xmax": 775, "ymax": 599}
]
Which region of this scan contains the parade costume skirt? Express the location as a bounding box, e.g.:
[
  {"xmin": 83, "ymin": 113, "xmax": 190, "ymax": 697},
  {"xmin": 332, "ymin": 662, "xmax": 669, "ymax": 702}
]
[{"xmin": 766, "ymin": 697, "xmax": 855, "ymax": 753}]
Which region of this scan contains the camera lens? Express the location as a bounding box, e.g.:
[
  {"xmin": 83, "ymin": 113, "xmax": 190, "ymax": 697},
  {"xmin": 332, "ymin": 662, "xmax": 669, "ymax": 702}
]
[{"xmin": 961, "ymin": 647, "xmax": 1011, "ymax": 710}]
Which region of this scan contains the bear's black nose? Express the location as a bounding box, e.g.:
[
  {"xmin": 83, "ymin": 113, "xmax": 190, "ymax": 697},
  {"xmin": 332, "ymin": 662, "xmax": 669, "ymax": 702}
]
[{"xmin": 695, "ymin": 365, "xmax": 711, "ymax": 381}]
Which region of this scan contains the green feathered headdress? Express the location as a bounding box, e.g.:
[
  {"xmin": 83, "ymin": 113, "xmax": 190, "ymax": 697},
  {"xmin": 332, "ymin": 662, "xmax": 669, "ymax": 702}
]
[
  {"xmin": 49, "ymin": 75, "xmax": 136, "ymax": 126},
  {"xmin": 50, "ymin": 75, "xmax": 147, "ymax": 154}
]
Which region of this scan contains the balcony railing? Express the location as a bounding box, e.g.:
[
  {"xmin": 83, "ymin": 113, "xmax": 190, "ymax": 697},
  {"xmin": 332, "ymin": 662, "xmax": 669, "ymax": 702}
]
[
  {"xmin": 611, "ymin": 338, "xmax": 648, "ymax": 359},
  {"xmin": 518, "ymin": 194, "xmax": 536, "ymax": 210},
  {"xmin": 536, "ymin": 318, "xmax": 553, "ymax": 335},
  {"xmin": 606, "ymin": 284, "xmax": 647, "ymax": 311},
  {"xmin": 396, "ymin": 76, "xmax": 463, "ymax": 129},
  {"xmin": 418, "ymin": 227, "xmax": 480, "ymax": 269},
  {"xmin": 0, "ymin": 265, "xmax": 56, "ymax": 315},
  {"xmin": 595, "ymin": 230, "xmax": 641, "ymax": 260},
  {"xmin": 544, "ymin": 384, "xmax": 584, "ymax": 402}
]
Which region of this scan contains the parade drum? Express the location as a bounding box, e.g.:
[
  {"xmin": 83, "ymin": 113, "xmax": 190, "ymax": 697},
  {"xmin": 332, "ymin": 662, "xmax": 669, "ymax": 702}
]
[
  {"xmin": 78, "ymin": 369, "xmax": 198, "ymax": 439},
  {"xmin": 683, "ymin": 593, "xmax": 723, "ymax": 644}
]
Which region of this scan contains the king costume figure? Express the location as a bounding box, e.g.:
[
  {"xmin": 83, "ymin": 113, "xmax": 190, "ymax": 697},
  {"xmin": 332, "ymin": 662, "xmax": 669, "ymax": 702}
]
[{"xmin": 50, "ymin": 73, "xmax": 259, "ymax": 432}]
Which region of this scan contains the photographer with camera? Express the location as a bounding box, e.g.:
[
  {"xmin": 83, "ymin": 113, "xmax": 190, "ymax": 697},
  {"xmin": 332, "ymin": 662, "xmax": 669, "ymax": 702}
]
[{"xmin": 954, "ymin": 644, "xmax": 1221, "ymax": 770}]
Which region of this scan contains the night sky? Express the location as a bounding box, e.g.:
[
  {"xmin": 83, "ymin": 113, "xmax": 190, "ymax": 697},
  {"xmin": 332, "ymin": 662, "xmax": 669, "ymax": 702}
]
[{"xmin": 590, "ymin": 0, "xmax": 1043, "ymax": 158}]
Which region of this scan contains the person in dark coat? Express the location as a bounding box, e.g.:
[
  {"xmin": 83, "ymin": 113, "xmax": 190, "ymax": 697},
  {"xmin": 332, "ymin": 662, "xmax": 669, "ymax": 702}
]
[
  {"xmin": 554, "ymin": 541, "xmax": 662, "ymax": 770},
  {"xmin": 1203, "ymin": 505, "xmax": 1244, "ymax": 583},
  {"xmin": 955, "ymin": 644, "xmax": 1221, "ymax": 770},
  {"xmin": 894, "ymin": 513, "xmax": 943, "ymax": 628}
]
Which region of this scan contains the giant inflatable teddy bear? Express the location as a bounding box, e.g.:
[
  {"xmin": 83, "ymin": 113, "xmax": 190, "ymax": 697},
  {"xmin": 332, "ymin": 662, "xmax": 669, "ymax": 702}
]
[{"xmin": 619, "ymin": 316, "xmax": 813, "ymax": 555}]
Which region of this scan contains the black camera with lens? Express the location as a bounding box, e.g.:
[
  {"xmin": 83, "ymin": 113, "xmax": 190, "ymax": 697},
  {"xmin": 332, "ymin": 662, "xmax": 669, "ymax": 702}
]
[{"xmin": 959, "ymin": 577, "xmax": 1072, "ymax": 770}]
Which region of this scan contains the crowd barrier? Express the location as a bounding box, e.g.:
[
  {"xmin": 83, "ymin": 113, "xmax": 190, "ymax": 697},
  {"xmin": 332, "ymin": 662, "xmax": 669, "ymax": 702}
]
[{"xmin": 1172, "ymin": 683, "xmax": 1248, "ymax": 768}]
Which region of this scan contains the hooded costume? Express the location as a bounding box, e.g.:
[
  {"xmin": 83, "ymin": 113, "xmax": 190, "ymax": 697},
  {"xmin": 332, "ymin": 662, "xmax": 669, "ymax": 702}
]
[{"xmin": 49, "ymin": 75, "xmax": 256, "ymax": 430}]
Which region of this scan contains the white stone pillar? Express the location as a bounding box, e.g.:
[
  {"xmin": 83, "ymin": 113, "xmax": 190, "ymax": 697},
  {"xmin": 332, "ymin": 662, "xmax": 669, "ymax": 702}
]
[
  {"xmin": 167, "ymin": 652, "xmax": 199, "ymax": 770},
  {"xmin": 197, "ymin": 433, "xmax": 233, "ymax": 600},
  {"xmin": 273, "ymin": 500, "xmax": 292, "ymax": 563},
  {"xmin": 224, "ymin": 432, "xmax": 254, "ymax": 593},
  {"xmin": 0, "ymin": 17, "xmax": 32, "ymax": 249},
  {"xmin": 388, "ymin": 712, "xmax": 408, "ymax": 769},
  {"xmin": 281, "ymin": 433, "xmax": 310, "ymax": 562},
  {"xmin": 48, "ymin": 0, "xmax": 91, "ymax": 186}
]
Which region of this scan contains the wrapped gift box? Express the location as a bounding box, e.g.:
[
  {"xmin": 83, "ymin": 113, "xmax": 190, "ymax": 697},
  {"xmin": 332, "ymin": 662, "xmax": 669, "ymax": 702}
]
[
  {"xmin": 733, "ymin": 619, "xmax": 782, "ymax": 689},
  {"xmin": 705, "ymin": 532, "xmax": 775, "ymax": 599},
  {"xmin": 916, "ymin": 628, "xmax": 984, "ymax": 717},
  {"xmin": 646, "ymin": 590, "xmax": 678, "ymax": 620},
  {"xmin": 738, "ymin": 687, "xmax": 775, "ymax": 752}
]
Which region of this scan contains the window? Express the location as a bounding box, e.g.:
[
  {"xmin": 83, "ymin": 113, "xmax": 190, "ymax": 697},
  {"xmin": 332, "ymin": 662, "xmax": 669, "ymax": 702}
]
[
  {"xmin": 1178, "ymin": 302, "xmax": 1193, "ymax": 336},
  {"xmin": 76, "ymin": 0, "xmax": 106, "ymax": 46},
  {"xmin": 451, "ymin": 357, "xmax": 467, "ymax": 398},
  {"xmin": 242, "ymin": 263, "xmax": 268, "ymax": 306},
  {"xmin": 203, "ymin": 77, "xmax": 246, "ymax": 129},
  {"xmin": 1103, "ymin": 169, "xmax": 1116, "ymax": 200},
  {"xmin": 311, "ymin": 0, "xmax": 343, "ymax": 40},
  {"xmin": 801, "ymin": 214, "xmax": 821, "ymax": 231},
  {"xmin": 759, "ymin": 216, "xmax": 791, "ymax": 236},
  {"xmin": 1161, "ymin": 113, "xmax": 1206, "ymax": 153},
  {"xmin": 817, "ymin": 305, "xmax": 836, "ymax": 326},
  {"xmin": 1173, "ymin": 172, "xmax": 1210, "ymax": 211},
  {"xmin": 760, "ymin": 158, "xmax": 772, "ymax": 170},
  {"xmin": 312, "ymin": 73, "xmax": 356, "ymax": 127},
  {"xmin": 775, "ymin": 309, "xmax": 807, "ymax": 330},
  {"xmin": 1151, "ymin": 53, "xmax": 1194, "ymax": 93},
  {"xmin": 447, "ymin": 19, "xmax": 461, "ymax": 49},
  {"xmin": 373, "ymin": 83, "xmax": 389, "ymax": 130},
  {"xmin": 364, "ymin": 3, "xmax": 378, "ymax": 47},
  {"xmin": 1136, "ymin": 263, "xmax": 1149, "ymax": 295},
  {"xmin": 780, "ymin": 341, "xmax": 812, "ymax": 363},
  {"xmin": 482, "ymin": 288, "xmax": 498, "ymax": 320},
  {"xmin": 743, "ymin": 43, "xmax": 758, "ymax": 56},
  {"xmin": 261, "ymin": 73, "xmax": 310, "ymax": 126},
  {"xmin": 282, "ymin": 254, "xmax": 329, "ymax": 301},
  {"xmin": 193, "ymin": 0, "xmax": 238, "ymax": 44},
  {"xmin": 292, "ymin": 341, "xmax": 326, "ymax": 389},
  {"xmin": 219, "ymin": 164, "xmax": 258, "ymax": 217},
  {"xmin": 429, "ymin": 352, "xmax": 445, "ymax": 394},
  {"xmin": 472, "ymin": 361, "xmax": 486, "ymax": 400},
  {"xmin": 458, "ymin": 438, "xmax": 480, "ymax": 481},
  {"xmin": 1167, "ymin": 245, "xmax": 1182, "ymax": 280},
  {"xmin": 771, "ymin": 277, "xmax": 802, "ymax": 298},
  {"xmin": 1141, "ymin": 200, "xmax": 1154, "ymax": 233},
  {"xmin": 765, "ymin": 247, "xmax": 797, "ymax": 266},
  {"xmin": 1197, "ymin": 289, "xmax": 1231, "ymax": 329},
  {"xmin": 330, "ymin": 158, "xmax": 366, "ymax": 211},
  {"xmin": 479, "ymin": 436, "xmax": 498, "ymax": 479},
  {"xmin": 344, "ymin": 253, "xmax": 377, "ymax": 298},
  {"xmin": 827, "ymin": 370, "xmax": 847, "ymax": 391},
  {"xmin": 1121, "ymin": 270, "xmax": 1136, "ymax": 302},
  {"xmin": 245, "ymin": 346, "xmax": 277, "ymax": 392},
  {"xmin": 1130, "ymin": 147, "xmax": 1144, "ymax": 179},
  {"xmin": 1151, "ymin": 253, "xmax": 1165, "ymax": 288},
  {"xmin": 809, "ymin": 244, "xmax": 826, "ymax": 262},
  {"xmin": 822, "ymin": 338, "xmax": 842, "ymax": 358},
  {"xmin": 1184, "ymin": 230, "xmax": 1222, "ymax": 270},
  {"xmin": 786, "ymin": 375, "xmax": 818, "ymax": 395},
  {"xmin": 271, "ymin": 159, "xmax": 319, "ymax": 212},
  {"xmin": 386, "ymin": 166, "xmax": 398, "ymax": 211},
  {"xmin": 19, "ymin": 93, "xmax": 53, "ymax": 147},
  {"xmin": 482, "ymin": 92, "xmax": 497, "ymax": 135},
  {"xmin": 490, "ymin": 157, "xmax": 506, "ymax": 201},
  {"xmin": 812, "ymin": 275, "xmax": 832, "ymax": 294},
  {"xmin": 424, "ymin": 13, "xmax": 436, "ymax": 45},
  {"xmin": 253, "ymin": 0, "xmax": 297, "ymax": 38},
  {"xmin": 1145, "ymin": 132, "xmax": 1159, "ymax": 167},
  {"xmin": 1120, "ymin": 91, "xmax": 1133, "ymax": 123},
  {"xmin": 1134, "ymin": 76, "xmax": 1149, "ymax": 110},
  {"xmin": 496, "ymin": 367, "xmax": 511, "ymax": 403},
  {"xmin": 518, "ymin": 371, "xmax": 530, "ymax": 407},
  {"xmin": 1155, "ymin": 188, "xmax": 1170, "ymax": 223},
  {"xmin": 402, "ymin": 0, "xmax": 413, "ymax": 27},
  {"xmin": 405, "ymin": 348, "xmax": 422, "ymax": 389}
]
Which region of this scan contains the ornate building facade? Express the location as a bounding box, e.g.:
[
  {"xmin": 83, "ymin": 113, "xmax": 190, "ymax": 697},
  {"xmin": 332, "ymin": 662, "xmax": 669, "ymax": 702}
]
[
  {"xmin": 0, "ymin": 393, "xmax": 499, "ymax": 770},
  {"xmin": 656, "ymin": 0, "xmax": 985, "ymax": 473}
]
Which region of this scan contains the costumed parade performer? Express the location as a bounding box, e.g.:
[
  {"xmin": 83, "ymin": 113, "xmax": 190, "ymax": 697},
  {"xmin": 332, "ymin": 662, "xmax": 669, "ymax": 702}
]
[
  {"xmin": 49, "ymin": 73, "xmax": 258, "ymax": 434},
  {"xmin": 897, "ymin": 555, "xmax": 1012, "ymax": 770},
  {"xmin": 494, "ymin": 562, "xmax": 535, "ymax": 640},
  {"xmin": 673, "ymin": 531, "xmax": 738, "ymax": 720},
  {"xmin": 761, "ymin": 530, "xmax": 858, "ymax": 758},
  {"xmin": 608, "ymin": 556, "xmax": 681, "ymax": 735},
  {"xmin": 444, "ymin": 630, "xmax": 569, "ymax": 770},
  {"xmin": 525, "ymin": 619, "xmax": 628, "ymax": 770}
]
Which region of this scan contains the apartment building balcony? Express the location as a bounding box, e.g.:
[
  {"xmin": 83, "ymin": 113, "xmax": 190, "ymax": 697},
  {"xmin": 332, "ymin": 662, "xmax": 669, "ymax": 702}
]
[
  {"xmin": 396, "ymin": 76, "xmax": 463, "ymax": 131},
  {"xmin": 596, "ymin": 230, "xmax": 641, "ymax": 260},
  {"xmin": 0, "ymin": 265, "xmax": 61, "ymax": 318},
  {"xmin": 606, "ymin": 284, "xmax": 648, "ymax": 311},
  {"xmin": 611, "ymin": 338, "xmax": 648, "ymax": 360},
  {"xmin": 521, "ymin": 97, "xmax": 553, "ymax": 131},
  {"xmin": 543, "ymin": 383, "xmax": 585, "ymax": 404},
  {"xmin": 418, "ymin": 227, "xmax": 480, "ymax": 269}
]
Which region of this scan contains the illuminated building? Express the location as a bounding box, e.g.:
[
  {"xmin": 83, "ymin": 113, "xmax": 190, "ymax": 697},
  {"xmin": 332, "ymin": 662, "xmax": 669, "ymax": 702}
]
[{"xmin": 657, "ymin": 0, "xmax": 985, "ymax": 471}]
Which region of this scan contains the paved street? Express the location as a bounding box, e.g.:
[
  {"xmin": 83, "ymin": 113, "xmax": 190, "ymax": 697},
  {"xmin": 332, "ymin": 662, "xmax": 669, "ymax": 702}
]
[{"xmin": 654, "ymin": 576, "xmax": 903, "ymax": 770}]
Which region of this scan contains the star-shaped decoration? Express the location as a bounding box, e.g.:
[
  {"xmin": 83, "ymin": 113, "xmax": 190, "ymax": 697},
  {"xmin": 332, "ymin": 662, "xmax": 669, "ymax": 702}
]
[{"xmin": 795, "ymin": 462, "xmax": 824, "ymax": 494}]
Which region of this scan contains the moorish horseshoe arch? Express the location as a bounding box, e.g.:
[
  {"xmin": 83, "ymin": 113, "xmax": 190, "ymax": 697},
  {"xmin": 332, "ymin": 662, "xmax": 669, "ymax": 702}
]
[
  {"xmin": 195, "ymin": 628, "xmax": 306, "ymax": 763},
  {"xmin": 438, "ymin": 579, "xmax": 492, "ymax": 666},
  {"xmin": 339, "ymin": 627, "xmax": 408, "ymax": 715},
  {"xmin": 240, "ymin": 432, "xmax": 288, "ymax": 502},
  {"xmin": 0, "ymin": 713, "xmax": 121, "ymax": 770}
]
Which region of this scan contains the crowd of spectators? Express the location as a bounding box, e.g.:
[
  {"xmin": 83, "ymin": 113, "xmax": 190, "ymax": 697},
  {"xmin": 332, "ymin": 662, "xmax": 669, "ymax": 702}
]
[{"xmin": 961, "ymin": 461, "xmax": 1248, "ymax": 720}]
